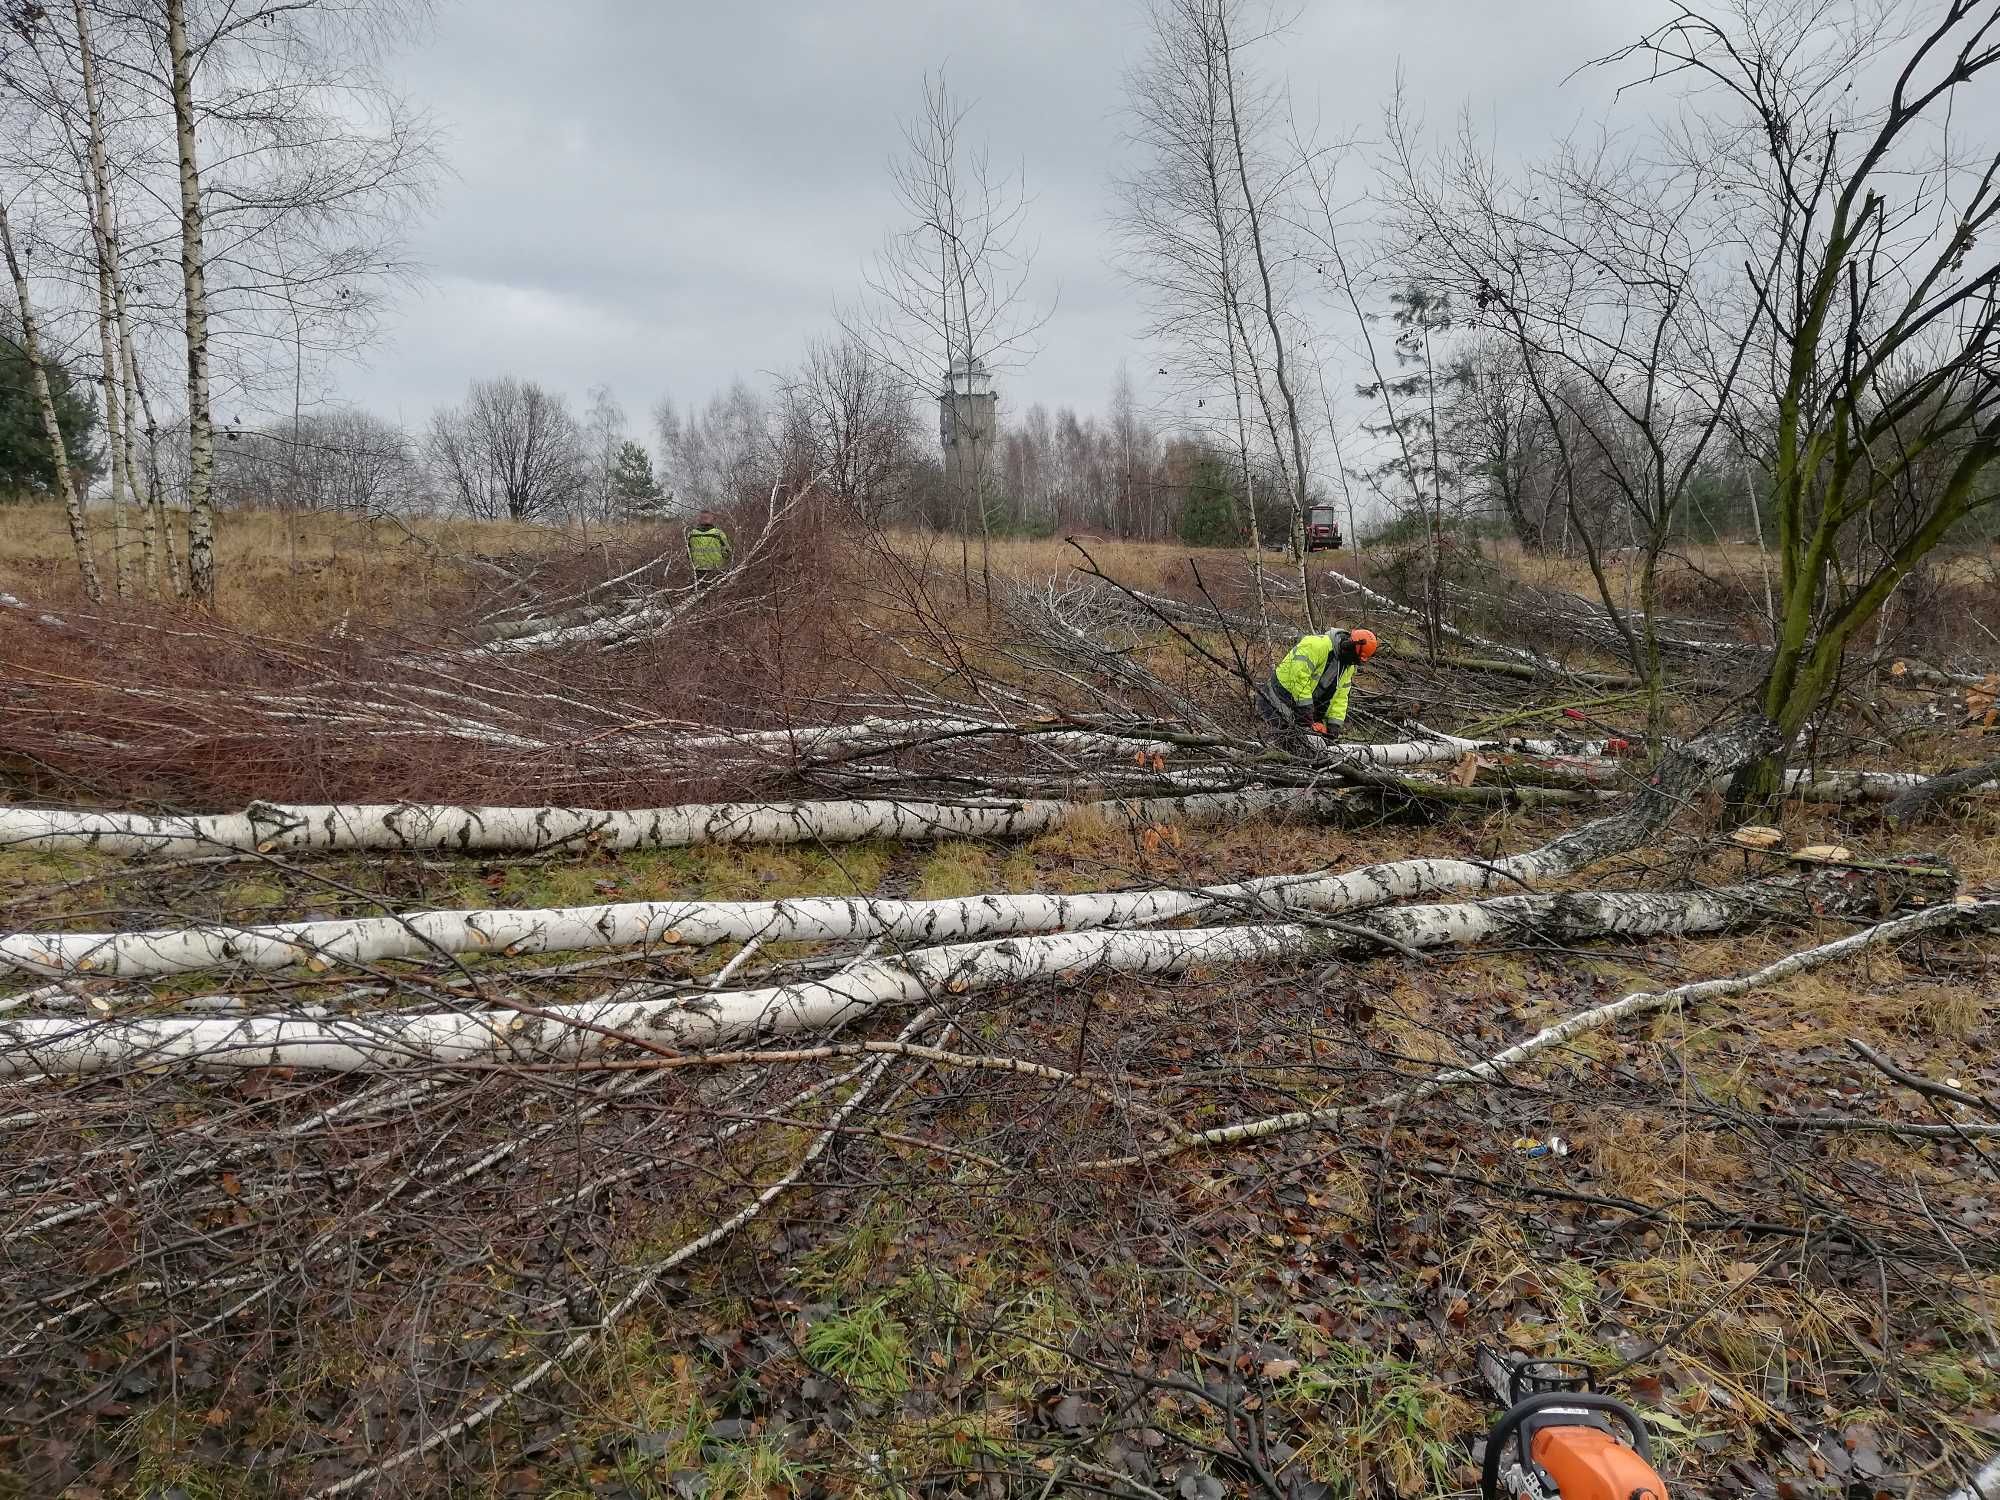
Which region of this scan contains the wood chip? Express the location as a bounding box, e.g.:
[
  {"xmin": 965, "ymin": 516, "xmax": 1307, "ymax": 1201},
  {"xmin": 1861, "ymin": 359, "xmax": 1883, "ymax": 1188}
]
[{"xmin": 1729, "ymin": 825, "xmax": 1785, "ymax": 849}]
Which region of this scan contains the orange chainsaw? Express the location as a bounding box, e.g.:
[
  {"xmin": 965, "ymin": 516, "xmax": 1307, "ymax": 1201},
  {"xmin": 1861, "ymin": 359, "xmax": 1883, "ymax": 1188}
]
[{"xmin": 1479, "ymin": 1350, "xmax": 1669, "ymax": 1500}]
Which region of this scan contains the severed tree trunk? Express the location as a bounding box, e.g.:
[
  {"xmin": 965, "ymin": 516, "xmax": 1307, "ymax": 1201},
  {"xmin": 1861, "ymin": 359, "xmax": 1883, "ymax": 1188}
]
[
  {"xmin": 0, "ymin": 813, "xmax": 1657, "ymax": 981},
  {"xmin": 0, "ymin": 877, "xmax": 1891, "ymax": 1076},
  {"xmin": 0, "ymin": 195, "xmax": 102, "ymax": 603},
  {"xmin": 0, "ymin": 788, "xmax": 1332, "ymax": 859},
  {"xmin": 1883, "ymin": 754, "xmax": 2000, "ymax": 827},
  {"xmin": 1461, "ymin": 753, "xmax": 1996, "ymax": 806},
  {"xmin": 165, "ymin": 0, "xmax": 218, "ymax": 607},
  {"xmin": 0, "ymin": 719, "xmax": 1798, "ymax": 988},
  {"xmin": 0, "ymin": 732, "xmax": 1623, "ymax": 860}
]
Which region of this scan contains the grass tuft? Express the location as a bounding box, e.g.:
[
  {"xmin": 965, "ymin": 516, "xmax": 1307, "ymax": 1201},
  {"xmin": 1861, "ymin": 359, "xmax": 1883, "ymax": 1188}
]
[{"xmin": 802, "ymin": 1298, "xmax": 912, "ymax": 1397}]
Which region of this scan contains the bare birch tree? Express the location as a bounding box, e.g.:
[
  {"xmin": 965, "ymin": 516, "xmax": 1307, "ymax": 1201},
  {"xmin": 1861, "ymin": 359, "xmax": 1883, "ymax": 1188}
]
[
  {"xmin": 849, "ymin": 72, "xmax": 1046, "ymax": 604},
  {"xmin": 1118, "ymin": 0, "xmax": 1279, "ymax": 632},
  {"xmin": 64, "ymin": 0, "xmax": 133, "ymax": 595},
  {"xmin": 158, "ymin": 0, "xmax": 218, "ymax": 602},
  {"xmin": 582, "ymin": 383, "xmax": 624, "ymax": 530},
  {"xmin": 17, "ymin": 0, "xmax": 443, "ymax": 606},
  {"xmin": 1212, "ymin": 0, "xmax": 1316, "ymax": 614}
]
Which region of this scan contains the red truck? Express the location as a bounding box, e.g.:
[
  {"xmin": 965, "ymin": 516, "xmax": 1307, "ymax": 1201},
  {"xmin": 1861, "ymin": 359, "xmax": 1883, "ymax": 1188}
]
[{"xmin": 1305, "ymin": 505, "xmax": 1344, "ymax": 552}]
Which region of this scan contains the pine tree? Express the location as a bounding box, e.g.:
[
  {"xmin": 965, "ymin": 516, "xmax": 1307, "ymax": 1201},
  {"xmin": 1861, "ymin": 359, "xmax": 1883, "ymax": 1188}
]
[
  {"xmin": 1176, "ymin": 450, "xmax": 1245, "ymax": 547},
  {"xmin": 0, "ymin": 319, "xmax": 101, "ymax": 500},
  {"xmin": 1354, "ymin": 282, "xmax": 1466, "ymax": 657},
  {"xmin": 1354, "ymin": 284, "xmax": 1462, "ymax": 514},
  {"xmin": 608, "ymin": 440, "xmax": 665, "ymax": 519}
]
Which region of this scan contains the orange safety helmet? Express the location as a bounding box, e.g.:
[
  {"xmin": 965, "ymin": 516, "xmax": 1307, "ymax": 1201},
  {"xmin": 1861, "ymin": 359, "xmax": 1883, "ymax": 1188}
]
[{"xmin": 1348, "ymin": 628, "xmax": 1379, "ymax": 661}]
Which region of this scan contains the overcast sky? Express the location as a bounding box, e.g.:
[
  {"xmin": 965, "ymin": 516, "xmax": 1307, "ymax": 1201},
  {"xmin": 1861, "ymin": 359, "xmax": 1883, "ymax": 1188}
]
[{"xmin": 347, "ymin": 1, "xmax": 1678, "ymax": 439}]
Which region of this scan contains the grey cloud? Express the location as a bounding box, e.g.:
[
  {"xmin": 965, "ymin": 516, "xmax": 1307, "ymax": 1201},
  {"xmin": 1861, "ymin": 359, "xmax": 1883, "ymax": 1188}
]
[{"xmin": 337, "ymin": 0, "xmax": 1727, "ymax": 437}]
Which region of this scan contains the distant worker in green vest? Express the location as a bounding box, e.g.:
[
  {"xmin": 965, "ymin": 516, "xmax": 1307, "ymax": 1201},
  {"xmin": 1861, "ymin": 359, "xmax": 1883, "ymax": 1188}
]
[
  {"xmin": 1258, "ymin": 627, "xmax": 1378, "ymax": 752},
  {"xmin": 686, "ymin": 509, "xmax": 732, "ymax": 587}
]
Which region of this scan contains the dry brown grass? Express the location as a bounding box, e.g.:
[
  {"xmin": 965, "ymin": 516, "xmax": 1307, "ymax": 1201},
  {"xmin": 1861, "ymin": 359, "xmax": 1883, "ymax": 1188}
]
[
  {"xmin": 3, "ymin": 504, "xmax": 521, "ymax": 630},
  {"xmin": 12, "ymin": 500, "xmax": 1988, "ymax": 638},
  {"xmin": 0, "ymin": 502, "xmax": 688, "ymax": 633},
  {"xmin": 879, "ymin": 526, "xmax": 1274, "ymax": 596},
  {"xmin": 1486, "ymin": 533, "xmax": 1996, "ymax": 615}
]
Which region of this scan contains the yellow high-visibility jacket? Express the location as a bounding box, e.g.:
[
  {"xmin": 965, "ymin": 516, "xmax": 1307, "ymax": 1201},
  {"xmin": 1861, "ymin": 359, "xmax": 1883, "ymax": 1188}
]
[
  {"xmin": 1273, "ymin": 631, "xmax": 1356, "ymax": 724},
  {"xmin": 687, "ymin": 525, "xmax": 732, "ymax": 572}
]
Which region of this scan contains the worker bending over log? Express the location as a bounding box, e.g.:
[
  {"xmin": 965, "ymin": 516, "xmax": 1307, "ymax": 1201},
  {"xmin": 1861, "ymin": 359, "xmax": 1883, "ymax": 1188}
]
[{"xmin": 1258, "ymin": 628, "xmax": 1378, "ymax": 753}]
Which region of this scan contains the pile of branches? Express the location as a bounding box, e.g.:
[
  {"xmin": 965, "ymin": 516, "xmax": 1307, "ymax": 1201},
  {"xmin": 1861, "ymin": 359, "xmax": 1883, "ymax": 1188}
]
[
  {"xmin": 5, "ymin": 537, "xmax": 2000, "ymax": 1494},
  {"xmin": 1, "ymin": 838, "xmax": 1992, "ymax": 1495}
]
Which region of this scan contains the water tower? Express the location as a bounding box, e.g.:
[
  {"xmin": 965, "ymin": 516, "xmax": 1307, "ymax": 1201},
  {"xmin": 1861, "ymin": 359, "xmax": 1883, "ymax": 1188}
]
[{"xmin": 939, "ymin": 354, "xmax": 997, "ymax": 498}]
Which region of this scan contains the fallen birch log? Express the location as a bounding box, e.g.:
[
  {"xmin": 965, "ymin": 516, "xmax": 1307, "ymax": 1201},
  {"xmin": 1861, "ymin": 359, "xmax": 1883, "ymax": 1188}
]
[
  {"xmin": 0, "ymin": 829, "xmax": 1617, "ymax": 981},
  {"xmin": 470, "ymin": 552, "xmax": 671, "ymax": 641},
  {"xmin": 0, "ymin": 788, "xmax": 1312, "ymax": 860},
  {"xmin": 0, "ymin": 732, "xmax": 1611, "ymax": 859},
  {"xmin": 1888, "ymin": 659, "xmax": 1992, "ymax": 690},
  {"xmin": 0, "ymin": 741, "xmax": 1655, "ymax": 985},
  {"xmin": 1323, "ymin": 567, "xmax": 1553, "ymax": 668},
  {"xmin": 1437, "ymin": 654, "xmax": 1645, "ymax": 690},
  {"xmin": 1942, "ymin": 1450, "xmax": 2000, "ymax": 1500},
  {"xmin": 473, "ymin": 597, "xmax": 630, "ymax": 643},
  {"xmin": 1787, "ymin": 768, "xmax": 2000, "ymax": 803},
  {"xmin": 0, "ymin": 711, "xmax": 1780, "ymax": 996},
  {"xmin": 1883, "ymin": 754, "xmax": 2000, "ymax": 825},
  {"xmin": 1447, "ymin": 753, "xmax": 1997, "ymax": 807},
  {"xmin": 0, "ymin": 879, "xmax": 1879, "ymax": 1075}
]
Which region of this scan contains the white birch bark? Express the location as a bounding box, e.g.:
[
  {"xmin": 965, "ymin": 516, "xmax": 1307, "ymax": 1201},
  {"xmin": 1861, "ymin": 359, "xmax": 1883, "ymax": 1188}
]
[
  {"xmin": 74, "ymin": 0, "xmax": 129, "ymax": 597},
  {"xmin": 1323, "ymin": 566, "xmax": 1543, "ymax": 665},
  {"xmin": 89, "ymin": 205, "xmax": 129, "ymax": 596},
  {"xmin": 0, "ymin": 834, "xmax": 1612, "ymax": 980},
  {"xmin": 655, "ymin": 715, "xmax": 1181, "ymax": 762},
  {"xmin": 1943, "ymin": 1451, "xmax": 2000, "ymax": 1500},
  {"xmin": 0, "ymin": 194, "xmax": 102, "ymax": 603},
  {"xmin": 1414, "ymin": 746, "xmax": 1993, "ymax": 805},
  {"xmin": 0, "ymin": 787, "xmax": 1323, "ymax": 860},
  {"xmin": 469, "ymin": 592, "xmax": 691, "ymax": 655},
  {"xmin": 0, "ymin": 733, "xmax": 1617, "ymax": 860},
  {"xmin": 165, "ymin": 0, "xmax": 218, "ymax": 606},
  {"xmin": 1891, "ymin": 660, "xmax": 1990, "ymax": 689},
  {"xmin": 109, "ymin": 206, "xmax": 161, "ymax": 599},
  {"xmin": 0, "ymin": 885, "xmax": 1789, "ymax": 1075},
  {"xmin": 1784, "ymin": 769, "xmax": 1997, "ymax": 801}
]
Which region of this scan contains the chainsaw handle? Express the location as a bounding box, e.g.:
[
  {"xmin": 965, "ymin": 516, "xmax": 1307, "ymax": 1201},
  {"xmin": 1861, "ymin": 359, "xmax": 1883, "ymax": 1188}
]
[{"xmin": 1480, "ymin": 1391, "xmax": 1656, "ymax": 1500}]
